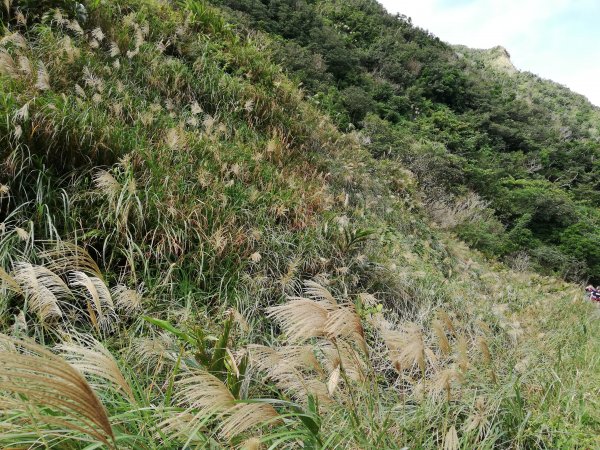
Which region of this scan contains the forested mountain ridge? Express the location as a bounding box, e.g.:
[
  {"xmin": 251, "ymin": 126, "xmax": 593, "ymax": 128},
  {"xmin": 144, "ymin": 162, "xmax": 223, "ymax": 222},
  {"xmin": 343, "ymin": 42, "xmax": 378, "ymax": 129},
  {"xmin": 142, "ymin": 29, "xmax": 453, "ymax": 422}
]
[
  {"xmin": 0, "ymin": 0, "xmax": 599, "ymax": 448},
  {"xmin": 456, "ymin": 44, "xmax": 600, "ymax": 144},
  {"xmin": 218, "ymin": 0, "xmax": 600, "ymax": 282}
]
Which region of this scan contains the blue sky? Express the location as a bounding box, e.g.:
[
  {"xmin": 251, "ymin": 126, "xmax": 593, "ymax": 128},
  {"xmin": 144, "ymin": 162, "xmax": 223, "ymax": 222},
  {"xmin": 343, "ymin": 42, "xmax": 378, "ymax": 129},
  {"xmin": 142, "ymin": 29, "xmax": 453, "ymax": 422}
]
[{"xmin": 378, "ymin": 0, "xmax": 600, "ymax": 106}]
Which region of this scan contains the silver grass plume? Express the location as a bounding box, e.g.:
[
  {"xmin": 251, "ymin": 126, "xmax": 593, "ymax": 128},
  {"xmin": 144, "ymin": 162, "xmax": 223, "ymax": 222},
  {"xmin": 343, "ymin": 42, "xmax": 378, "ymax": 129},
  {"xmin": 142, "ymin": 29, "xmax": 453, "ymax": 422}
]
[
  {"xmin": 13, "ymin": 262, "xmax": 70, "ymax": 323},
  {"xmin": 0, "ymin": 334, "xmax": 115, "ymax": 447},
  {"xmin": 57, "ymin": 333, "xmax": 135, "ymax": 403}
]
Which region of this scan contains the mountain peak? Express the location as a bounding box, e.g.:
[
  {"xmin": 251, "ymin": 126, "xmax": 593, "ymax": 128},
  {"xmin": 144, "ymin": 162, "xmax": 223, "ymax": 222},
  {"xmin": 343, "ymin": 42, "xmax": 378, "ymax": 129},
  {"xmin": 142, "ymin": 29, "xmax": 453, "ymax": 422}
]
[
  {"xmin": 455, "ymin": 44, "xmax": 517, "ymax": 74},
  {"xmin": 488, "ymin": 45, "xmax": 512, "ymax": 69},
  {"xmin": 490, "ymin": 45, "xmax": 510, "ymax": 58},
  {"xmin": 482, "ymin": 45, "xmax": 517, "ymax": 74}
]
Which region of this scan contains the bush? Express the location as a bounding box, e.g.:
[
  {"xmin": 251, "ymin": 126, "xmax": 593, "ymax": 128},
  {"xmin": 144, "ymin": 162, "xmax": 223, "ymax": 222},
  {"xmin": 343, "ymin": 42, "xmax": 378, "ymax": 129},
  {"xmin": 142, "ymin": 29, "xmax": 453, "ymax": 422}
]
[
  {"xmin": 341, "ymin": 85, "xmax": 374, "ymax": 125},
  {"xmin": 560, "ymin": 221, "xmax": 600, "ymax": 282}
]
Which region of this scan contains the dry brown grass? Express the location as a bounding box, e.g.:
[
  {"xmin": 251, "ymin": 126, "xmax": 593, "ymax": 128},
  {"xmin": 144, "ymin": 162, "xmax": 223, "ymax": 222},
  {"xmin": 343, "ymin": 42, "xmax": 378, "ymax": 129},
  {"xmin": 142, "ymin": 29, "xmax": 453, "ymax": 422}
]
[{"xmin": 0, "ymin": 334, "xmax": 115, "ymax": 447}]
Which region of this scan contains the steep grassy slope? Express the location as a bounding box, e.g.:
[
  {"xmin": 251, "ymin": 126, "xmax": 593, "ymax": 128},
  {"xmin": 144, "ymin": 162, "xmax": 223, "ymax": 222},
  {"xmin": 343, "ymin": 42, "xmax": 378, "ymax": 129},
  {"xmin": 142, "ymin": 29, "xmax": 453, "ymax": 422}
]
[
  {"xmin": 0, "ymin": 1, "xmax": 599, "ymax": 448},
  {"xmin": 217, "ymin": 0, "xmax": 600, "ymax": 283}
]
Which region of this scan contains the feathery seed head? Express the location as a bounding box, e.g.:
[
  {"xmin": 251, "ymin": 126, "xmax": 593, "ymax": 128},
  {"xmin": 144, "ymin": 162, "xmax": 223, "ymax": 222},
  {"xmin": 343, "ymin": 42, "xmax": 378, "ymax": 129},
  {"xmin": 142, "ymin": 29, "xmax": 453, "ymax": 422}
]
[
  {"xmin": 40, "ymin": 241, "xmax": 103, "ymax": 279},
  {"xmin": 17, "ymin": 55, "xmax": 32, "ymax": 76},
  {"xmin": 477, "ymin": 335, "xmax": 491, "ymax": 364},
  {"xmin": 219, "ymin": 403, "xmax": 278, "ymax": 439},
  {"xmin": 359, "ymin": 292, "xmax": 378, "ymax": 308},
  {"xmin": 111, "ymin": 285, "xmax": 142, "ymax": 316},
  {"xmin": 266, "ymin": 299, "xmax": 329, "ymax": 342},
  {"xmin": 13, "ymin": 262, "xmax": 69, "ymax": 323},
  {"xmin": 57, "ymin": 333, "xmax": 135, "ymax": 402},
  {"xmin": 109, "ymin": 41, "xmax": 120, "ymax": 57},
  {"xmin": 15, "ymin": 10, "xmax": 26, "ymax": 25},
  {"xmin": 432, "ymin": 319, "xmax": 451, "ymax": 355},
  {"xmin": 52, "ymin": 9, "xmax": 67, "ymax": 26},
  {"xmin": 11, "ymin": 309, "xmax": 28, "ymax": 335},
  {"xmin": 430, "ymin": 366, "xmax": 463, "ymax": 401},
  {"xmin": 15, "ymin": 227, "xmax": 29, "ymax": 241},
  {"xmin": 320, "ymin": 340, "xmax": 366, "ymax": 382},
  {"xmin": 67, "ymin": 20, "xmax": 84, "ymax": 35},
  {"xmin": 443, "ymin": 425, "xmax": 459, "ymax": 450},
  {"xmin": 303, "ymin": 280, "xmax": 337, "ymax": 305},
  {"xmin": 0, "ymin": 334, "xmax": 115, "ymax": 446},
  {"xmin": 91, "ymin": 27, "xmax": 105, "ymax": 42},
  {"xmin": 327, "ymin": 365, "xmax": 341, "ymax": 395},
  {"xmin": 129, "ymin": 332, "xmax": 177, "ymax": 373},
  {"xmin": 240, "ymin": 437, "xmax": 262, "ymax": 450},
  {"xmin": 324, "ymin": 302, "xmax": 366, "ymax": 351},
  {"xmin": 191, "ymin": 101, "xmax": 203, "ymax": 115},
  {"xmin": 61, "ymin": 35, "xmax": 80, "ymax": 61},
  {"xmin": 0, "ymin": 267, "xmax": 21, "ymax": 295},
  {"xmin": 382, "ymin": 323, "xmax": 429, "ymax": 376},
  {"xmin": 1, "ymin": 32, "xmax": 27, "ymax": 49},
  {"xmin": 69, "ymin": 271, "xmax": 115, "ymax": 332},
  {"xmin": 75, "ymin": 83, "xmax": 86, "ymax": 97},
  {"xmin": 14, "ymin": 102, "xmax": 29, "ymax": 121},
  {"xmin": 456, "ymin": 333, "xmax": 470, "ymax": 373},
  {"xmin": 126, "ymin": 48, "xmax": 139, "ymax": 59},
  {"xmin": 436, "ymin": 309, "xmax": 456, "ymax": 335},
  {"xmin": 134, "ymin": 25, "xmax": 144, "ymax": 49},
  {"xmin": 35, "ymin": 63, "xmax": 50, "ymax": 90},
  {"xmin": 464, "ymin": 396, "xmax": 490, "ymax": 439},
  {"xmin": 0, "ymin": 50, "xmax": 18, "ymax": 79},
  {"xmin": 93, "ymin": 169, "xmax": 121, "ymax": 202}
]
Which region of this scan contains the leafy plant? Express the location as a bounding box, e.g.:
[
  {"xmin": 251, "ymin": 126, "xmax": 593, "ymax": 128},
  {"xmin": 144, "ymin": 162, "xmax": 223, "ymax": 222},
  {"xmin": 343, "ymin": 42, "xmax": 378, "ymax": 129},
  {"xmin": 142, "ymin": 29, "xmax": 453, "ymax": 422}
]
[{"xmin": 144, "ymin": 313, "xmax": 248, "ymax": 398}]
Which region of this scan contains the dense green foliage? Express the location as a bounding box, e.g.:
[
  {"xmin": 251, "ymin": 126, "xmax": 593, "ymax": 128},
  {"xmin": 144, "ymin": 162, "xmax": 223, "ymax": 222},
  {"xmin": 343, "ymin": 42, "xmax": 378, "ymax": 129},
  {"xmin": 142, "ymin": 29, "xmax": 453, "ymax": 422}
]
[{"xmin": 217, "ymin": 0, "xmax": 600, "ymax": 282}]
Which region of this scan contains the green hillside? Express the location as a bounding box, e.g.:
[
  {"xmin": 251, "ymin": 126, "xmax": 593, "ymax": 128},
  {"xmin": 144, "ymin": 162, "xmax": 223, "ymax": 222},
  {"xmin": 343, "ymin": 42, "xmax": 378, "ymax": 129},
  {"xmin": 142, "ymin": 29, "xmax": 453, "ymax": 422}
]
[
  {"xmin": 0, "ymin": 1, "xmax": 598, "ymax": 448},
  {"xmin": 218, "ymin": 0, "xmax": 600, "ymax": 282}
]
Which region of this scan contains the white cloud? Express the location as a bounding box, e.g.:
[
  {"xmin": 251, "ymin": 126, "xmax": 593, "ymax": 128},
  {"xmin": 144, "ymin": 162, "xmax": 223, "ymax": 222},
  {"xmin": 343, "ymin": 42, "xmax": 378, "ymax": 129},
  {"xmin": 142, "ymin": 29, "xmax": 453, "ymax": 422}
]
[{"xmin": 378, "ymin": 0, "xmax": 600, "ymax": 106}]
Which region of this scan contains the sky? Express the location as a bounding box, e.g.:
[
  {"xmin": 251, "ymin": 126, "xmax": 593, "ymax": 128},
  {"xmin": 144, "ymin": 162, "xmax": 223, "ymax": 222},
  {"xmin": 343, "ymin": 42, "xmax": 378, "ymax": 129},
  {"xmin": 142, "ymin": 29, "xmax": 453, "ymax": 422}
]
[{"xmin": 378, "ymin": 0, "xmax": 600, "ymax": 106}]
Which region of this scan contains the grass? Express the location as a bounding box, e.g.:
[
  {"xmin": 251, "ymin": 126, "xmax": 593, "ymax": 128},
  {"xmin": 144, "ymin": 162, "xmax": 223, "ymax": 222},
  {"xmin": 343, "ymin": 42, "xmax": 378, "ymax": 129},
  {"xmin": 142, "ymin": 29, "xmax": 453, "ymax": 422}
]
[{"xmin": 0, "ymin": 0, "xmax": 598, "ymax": 448}]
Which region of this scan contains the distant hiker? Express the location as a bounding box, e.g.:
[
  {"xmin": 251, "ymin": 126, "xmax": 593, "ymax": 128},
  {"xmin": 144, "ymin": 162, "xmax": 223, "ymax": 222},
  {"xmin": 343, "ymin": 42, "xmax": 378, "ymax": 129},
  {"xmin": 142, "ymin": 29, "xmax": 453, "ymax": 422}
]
[{"xmin": 585, "ymin": 285, "xmax": 600, "ymax": 302}]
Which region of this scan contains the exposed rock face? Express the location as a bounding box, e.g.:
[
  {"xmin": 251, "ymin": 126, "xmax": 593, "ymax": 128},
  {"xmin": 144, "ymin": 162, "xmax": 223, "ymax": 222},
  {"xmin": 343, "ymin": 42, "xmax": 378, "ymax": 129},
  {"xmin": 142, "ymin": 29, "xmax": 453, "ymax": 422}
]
[
  {"xmin": 488, "ymin": 45, "xmax": 517, "ymax": 74},
  {"xmin": 454, "ymin": 44, "xmax": 517, "ymax": 75}
]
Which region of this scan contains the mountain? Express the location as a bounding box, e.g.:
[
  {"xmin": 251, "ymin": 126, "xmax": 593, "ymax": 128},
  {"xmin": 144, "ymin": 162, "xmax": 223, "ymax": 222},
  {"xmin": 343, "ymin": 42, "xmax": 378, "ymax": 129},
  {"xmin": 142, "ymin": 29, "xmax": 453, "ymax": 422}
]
[
  {"xmin": 218, "ymin": 0, "xmax": 600, "ymax": 283},
  {"xmin": 0, "ymin": 0, "xmax": 598, "ymax": 448}
]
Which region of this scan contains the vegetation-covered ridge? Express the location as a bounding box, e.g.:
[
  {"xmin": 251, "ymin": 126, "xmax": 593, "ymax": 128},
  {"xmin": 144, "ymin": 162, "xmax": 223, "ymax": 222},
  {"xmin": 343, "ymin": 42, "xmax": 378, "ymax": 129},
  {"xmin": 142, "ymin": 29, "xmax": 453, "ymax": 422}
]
[
  {"xmin": 218, "ymin": 0, "xmax": 600, "ymax": 283},
  {"xmin": 0, "ymin": 0, "xmax": 598, "ymax": 449}
]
